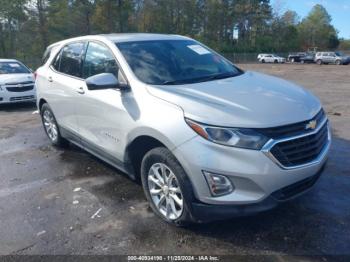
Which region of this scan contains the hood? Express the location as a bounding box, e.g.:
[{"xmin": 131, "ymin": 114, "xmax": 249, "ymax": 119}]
[
  {"xmin": 146, "ymin": 71, "xmax": 321, "ymax": 128},
  {"xmin": 0, "ymin": 73, "xmax": 34, "ymax": 84}
]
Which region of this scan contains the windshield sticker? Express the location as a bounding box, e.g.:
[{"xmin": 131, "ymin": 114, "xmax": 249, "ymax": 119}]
[
  {"xmin": 9, "ymin": 63, "xmax": 20, "ymax": 67},
  {"xmin": 187, "ymin": 45, "xmax": 211, "ymax": 55}
]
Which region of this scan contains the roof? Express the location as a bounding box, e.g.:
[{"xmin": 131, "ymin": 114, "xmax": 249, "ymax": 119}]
[
  {"xmin": 0, "ymin": 59, "xmax": 19, "ymax": 63},
  {"xmin": 101, "ymin": 33, "xmax": 190, "ymax": 42},
  {"xmin": 47, "ymin": 33, "xmax": 191, "ymax": 49}
]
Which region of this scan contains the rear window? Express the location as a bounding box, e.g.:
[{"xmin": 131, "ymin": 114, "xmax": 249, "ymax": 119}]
[
  {"xmin": 52, "ymin": 42, "xmax": 86, "ymax": 77},
  {"xmin": 0, "ymin": 61, "xmax": 31, "ymax": 74},
  {"xmin": 42, "ymin": 46, "xmax": 54, "ymax": 65}
]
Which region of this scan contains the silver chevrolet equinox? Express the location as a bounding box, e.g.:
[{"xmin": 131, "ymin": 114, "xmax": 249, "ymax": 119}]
[{"xmin": 36, "ymin": 34, "xmax": 331, "ymax": 225}]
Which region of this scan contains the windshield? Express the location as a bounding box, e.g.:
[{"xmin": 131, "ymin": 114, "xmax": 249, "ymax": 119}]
[
  {"xmin": 116, "ymin": 40, "xmax": 242, "ymax": 85},
  {"xmin": 0, "ymin": 62, "xmax": 31, "ymax": 74}
]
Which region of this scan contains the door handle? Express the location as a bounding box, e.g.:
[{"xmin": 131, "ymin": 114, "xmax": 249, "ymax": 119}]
[
  {"xmin": 77, "ymin": 87, "xmax": 85, "ymax": 94},
  {"xmin": 48, "ymin": 76, "xmax": 53, "ymax": 82}
]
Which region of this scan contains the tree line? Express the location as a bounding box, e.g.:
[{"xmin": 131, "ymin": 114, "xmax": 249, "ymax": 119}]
[{"xmin": 0, "ymin": 0, "xmax": 345, "ymax": 66}]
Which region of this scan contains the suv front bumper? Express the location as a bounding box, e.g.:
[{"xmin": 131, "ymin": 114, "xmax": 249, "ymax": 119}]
[
  {"xmin": 0, "ymin": 89, "xmax": 36, "ymax": 104},
  {"xmin": 189, "ymin": 164, "xmax": 325, "ymax": 222},
  {"xmin": 172, "ymin": 124, "xmax": 330, "ymax": 215}
]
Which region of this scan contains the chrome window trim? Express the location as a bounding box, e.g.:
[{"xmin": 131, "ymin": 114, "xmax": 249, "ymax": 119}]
[{"xmin": 261, "ymin": 117, "xmax": 331, "ymax": 170}]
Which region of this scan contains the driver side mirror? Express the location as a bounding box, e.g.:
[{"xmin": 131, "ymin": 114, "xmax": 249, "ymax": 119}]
[{"xmin": 85, "ymin": 73, "xmax": 128, "ymax": 91}]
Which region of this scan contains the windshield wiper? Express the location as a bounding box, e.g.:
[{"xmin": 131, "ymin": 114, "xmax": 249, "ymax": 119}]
[
  {"xmin": 161, "ymin": 72, "xmax": 239, "ymax": 85},
  {"xmin": 204, "ymin": 72, "xmax": 239, "ymax": 80}
]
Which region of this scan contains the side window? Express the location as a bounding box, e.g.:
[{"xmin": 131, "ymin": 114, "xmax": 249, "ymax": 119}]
[
  {"xmin": 82, "ymin": 42, "xmax": 119, "ymax": 79},
  {"xmin": 42, "ymin": 47, "xmax": 52, "ymax": 65},
  {"xmin": 52, "ymin": 50, "xmax": 62, "ymax": 71},
  {"xmin": 58, "ymin": 42, "xmax": 86, "ymax": 77}
]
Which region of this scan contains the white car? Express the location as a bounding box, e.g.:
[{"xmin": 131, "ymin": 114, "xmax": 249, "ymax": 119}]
[
  {"xmin": 259, "ymin": 54, "xmax": 286, "ymax": 63},
  {"xmin": 36, "ymin": 34, "xmax": 329, "ymax": 224},
  {"xmin": 0, "ymin": 59, "xmax": 36, "ymax": 104}
]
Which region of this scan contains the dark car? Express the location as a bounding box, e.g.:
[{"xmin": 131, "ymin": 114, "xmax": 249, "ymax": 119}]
[
  {"xmin": 300, "ymin": 53, "xmax": 315, "ymax": 64},
  {"xmin": 288, "ymin": 52, "xmax": 306, "ymax": 63}
]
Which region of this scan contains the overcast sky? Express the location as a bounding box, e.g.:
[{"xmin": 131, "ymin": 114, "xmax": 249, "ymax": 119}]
[{"xmin": 271, "ymin": 0, "xmax": 349, "ymax": 39}]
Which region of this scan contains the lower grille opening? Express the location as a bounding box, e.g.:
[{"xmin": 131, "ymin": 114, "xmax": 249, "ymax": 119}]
[
  {"xmin": 9, "ymin": 95, "xmax": 35, "ymax": 101},
  {"xmin": 271, "ymin": 171, "xmax": 322, "ymax": 201}
]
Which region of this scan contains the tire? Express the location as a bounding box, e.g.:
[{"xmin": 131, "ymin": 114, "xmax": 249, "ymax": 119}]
[
  {"xmin": 316, "ymin": 59, "xmax": 322, "ymax": 65},
  {"xmin": 261, "ymin": 59, "xmax": 265, "ymax": 63},
  {"xmin": 335, "ymin": 60, "xmax": 341, "ymax": 65},
  {"xmin": 300, "ymin": 60, "xmax": 305, "ymax": 64},
  {"xmin": 40, "ymin": 103, "xmax": 69, "ymax": 147},
  {"xmin": 141, "ymin": 147, "xmax": 195, "ymax": 226},
  {"xmin": 274, "ymin": 60, "xmax": 278, "ymax": 63}
]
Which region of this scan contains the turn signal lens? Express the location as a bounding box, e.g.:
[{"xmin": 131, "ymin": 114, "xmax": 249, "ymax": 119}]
[{"xmin": 185, "ymin": 119, "xmax": 209, "ymax": 139}]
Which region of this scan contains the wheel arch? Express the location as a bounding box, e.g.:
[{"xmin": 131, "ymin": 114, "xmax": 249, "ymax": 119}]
[
  {"xmin": 125, "ymin": 134, "xmax": 170, "ymax": 181},
  {"xmin": 38, "ymin": 98, "xmax": 48, "ymax": 112}
]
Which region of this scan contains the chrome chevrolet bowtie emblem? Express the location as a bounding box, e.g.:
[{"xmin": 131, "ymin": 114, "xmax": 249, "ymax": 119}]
[
  {"xmin": 17, "ymin": 84, "xmax": 23, "ymax": 88},
  {"xmin": 306, "ymin": 120, "xmax": 317, "ymax": 130}
]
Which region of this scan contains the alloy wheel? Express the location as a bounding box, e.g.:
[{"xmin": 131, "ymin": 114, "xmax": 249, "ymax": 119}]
[
  {"xmin": 147, "ymin": 163, "xmax": 184, "ymax": 220},
  {"xmin": 43, "ymin": 110, "xmax": 58, "ymax": 142}
]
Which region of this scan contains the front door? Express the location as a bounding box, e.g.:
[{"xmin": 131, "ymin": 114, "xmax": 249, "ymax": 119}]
[{"xmin": 74, "ymin": 41, "xmax": 131, "ymax": 162}]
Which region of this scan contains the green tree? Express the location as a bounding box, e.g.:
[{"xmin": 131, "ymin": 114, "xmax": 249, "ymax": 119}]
[
  {"xmin": 298, "ymin": 4, "xmax": 339, "ymax": 49},
  {"xmin": 0, "ymin": 0, "xmax": 27, "ymax": 57}
]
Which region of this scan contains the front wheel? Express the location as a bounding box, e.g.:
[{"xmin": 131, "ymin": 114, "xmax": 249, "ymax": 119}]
[
  {"xmin": 335, "ymin": 60, "xmax": 341, "ymax": 65},
  {"xmin": 40, "ymin": 103, "xmax": 69, "ymax": 147},
  {"xmin": 300, "ymin": 60, "xmax": 305, "ymax": 64},
  {"xmin": 316, "ymin": 59, "xmax": 322, "ymax": 65},
  {"xmin": 141, "ymin": 147, "xmax": 194, "ymax": 226}
]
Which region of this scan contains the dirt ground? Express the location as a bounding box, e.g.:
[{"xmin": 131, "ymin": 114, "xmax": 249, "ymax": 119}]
[{"xmin": 0, "ymin": 64, "xmax": 349, "ymax": 258}]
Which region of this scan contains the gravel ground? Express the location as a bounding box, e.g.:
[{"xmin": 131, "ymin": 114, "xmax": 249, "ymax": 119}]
[{"xmin": 0, "ymin": 63, "xmax": 349, "ymax": 258}]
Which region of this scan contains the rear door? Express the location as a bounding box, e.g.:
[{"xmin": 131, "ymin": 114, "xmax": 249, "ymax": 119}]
[
  {"xmin": 328, "ymin": 53, "xmax": 337, "ymax": 63},
  {"xmin": 265, "ymin": 55, "xmax": 272, "ymax": 62},
  {"xmin": 47, "ymin": 41, "xmax": 87, "ymax": 137},
  {"xmin": 323, "ymin": 53, "xmax": 332, "ymax": 63}
]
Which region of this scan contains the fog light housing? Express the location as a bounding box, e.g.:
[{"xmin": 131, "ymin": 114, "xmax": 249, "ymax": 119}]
[{"xmin": 203, "ymin": 171, "xmax": 234, "ymax": 196}]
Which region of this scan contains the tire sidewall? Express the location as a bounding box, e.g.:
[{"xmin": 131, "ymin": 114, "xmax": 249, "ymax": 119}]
[{"xmin": 140, "ymin": 147, "xmax": 195, "ymax": 225}]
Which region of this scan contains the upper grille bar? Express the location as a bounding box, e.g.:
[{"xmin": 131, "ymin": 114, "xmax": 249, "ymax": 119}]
[
  {"xmin": 4, "ymin": 81, "xmax": 35, "ymax": 93},
  {"xmin": 256, "ymin": 109, "xmax": 325, "ymax": 139}
]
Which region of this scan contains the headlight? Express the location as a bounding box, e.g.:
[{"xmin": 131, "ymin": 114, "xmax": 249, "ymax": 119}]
[{"xmin": 185, "ymin": 118, "xmax": 269, "ymax": 149}]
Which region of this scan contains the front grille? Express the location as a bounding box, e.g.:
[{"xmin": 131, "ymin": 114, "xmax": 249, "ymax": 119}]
[
  {"xmin": 9, "ymin": 95, "xmax": 35, "ymax": 101},
  {"xmin": 270, "ymin": 122, "xmax": 328, "ymax": 167},
  {"xmin": 6, "ymin": 85, "xmax": 34, "ymax": 92},
  {"xmin": 257, "ymin": 109, "xmax": 325, "ymax": 139},
  {"xmin": 5, "ymin": 81, "xmax": 34, "ymax": 85}
]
